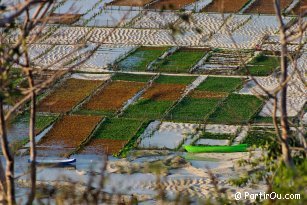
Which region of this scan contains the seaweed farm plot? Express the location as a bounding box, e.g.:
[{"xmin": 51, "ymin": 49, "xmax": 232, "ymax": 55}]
[
  {"xmin": 207, "ymin": 15, "xmax": 290, "ymax": 49},
  {"xmin": 289, "ymin": 0, "xmax": 307, "ymax": 15},
  {"xmin": 82, "ymin": 118, "xmax": 145, "ymax": 155},
  {"xmin": 37, "ymin": 115, "xmax": 102, "ymax": 156},
  {"xmin": 261, "ymin": 35, "xmax": 302, "ymax": 52},
  {"xmin": 167, "ymin": 77, "xmax": 243, "ymax": 122},
  {"xmin": 148, "ymin": 0, "xmax": 197, "ymax": 10},
  {"xmin": 38, "ymin": 78, "xmax": 104, "ymax": 113},
  {"xmin": 78, "ymin": 77, "xmax": 149, "ymax": 116},
  {"xmin": 195, "ymin": 133, "xmax": 235, "ymax": 146},
  {"xmin": 117, "ymin": 47, "xmax": 168, "ymax": 71},
  {"xmin": 122, "ymin": 75, "xmax": 196, "ymax": 120},
  {"xmin": 208, "ymin": 94, "xmax": 263, "ymax": 124},
  {"xmin": 184, "ymin": 0, "xmax": 213, "ymax": 12},
  {"xmin": 194, "ymin": 125, "xmax": 239, "ymax": 146},
  {"xmin": 176, "ymin": 13, "xmax": 227, "ymax": 37},
  {"xmin": 153, "ymin": 48, "xmax": 207, "ymax": 73},
  {"xmin": 195, "ymin": 49, "xmax": 252, "ymax": 74},
  {"xmin": 108, "ymin": 0, "xmax": 153, "ymax": 7},
  {"xmin": 139, "ymin": 121, "xmax": 201, "ymax": 150},
  {"xmin": 53, "ymin": 0, "xmax": 102, "ymax": 15},
  {"xmin": 241, "ymin": 129, "xmax": 275, "ymax": 147},
  {"xmin": 131, "ymin": 11, "xmax": 179, "ymax": 29},
  {"xmin": 82, "ymin": 9, "xmax": 140, "ymax": 27},
  {"xmin": 201, "ymin": 0, "xmax": 248, "ymax": 13},
  {"xmin": 244, "ymin": 0, "xmax": 293, "ymax": 14},
  {"xmin": 32, "ymin": 45, "xmax": 76, "ymax": 68},
  {"xmin": 7, "ymin": 113, "xmax": 59, "ymax": 144},
  {"xmin": 239, "ymin": 54, "xmax": 280, "ymax": 76},
  {"xmin": 77, "ymin": 45, "xmax": 136, "ymax": 71}
]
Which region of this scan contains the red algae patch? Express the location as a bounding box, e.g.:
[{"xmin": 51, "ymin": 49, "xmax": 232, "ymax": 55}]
[
  {"xmin": 202, "ymin": 0, "xmax": 248, "ymax": 13},
  {"xmin": 38, "ymin": 78, "xmax": 102, "ymax": 113},
  {"xmin": 190, "ymin": 90, "xmax": 228, "ymax": 99},
  {"xmin": 142, "ymin": 83, "xmax": 186, "ymax": 101},
  {"xmin": 38, "ymin": 115, "xmax": 102, "ymax": 149},
  {"xmin": 83, "ymin": 81, "xmax": 145, "ymax": 111},
  {"xmin": 108, "ymin": 0, "xmax": 153, "ymax": 7},
  {"xmin": 148, "ymin": 0, "xmax": 196, "ymax": 10},
  {"xmin": 244, "ymin": 0, "xmax": 293, "ymax": 14}
]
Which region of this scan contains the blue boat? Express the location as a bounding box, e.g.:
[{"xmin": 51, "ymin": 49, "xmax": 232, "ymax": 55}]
[{"xmin": 28, "ymin": 158, "xmax": 76, "ymax": 166}]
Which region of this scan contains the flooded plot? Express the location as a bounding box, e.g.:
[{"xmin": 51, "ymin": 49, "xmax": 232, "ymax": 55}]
[
  {"xmin": 148, "ymin": 0, "xmax": 196, "ymax": 10},
  {"xmin": 244, "ymin": 0, "xmax": 293, "ymax": 14},
  {"xmin": 37, "ymin": 115, "xmax": 102, "ymax": 156},
  {"xmin": 7, "ymin": 113, "xmax": 59, "ymax": 144},
  {"xmin": 207, "ymin": 15, "xmax": 291, "ymax": 49},
  {"xmin": 195, "ymin": 132, "xmax": 236, "ymax": 146},
  {"xmin": 54, "ymin": 0, "xmax": 103, "ymax": 14},
  {"xmin": 78, "ymin": 45, "xmax": 136, "ymax": 71},
  {"xmin": 83, "ymin": 9, "xmax": 140, "ymax": 27},
  {"xmin": 117, "ymin": 47, "xmax": 168, "ymax": 71},
  {"xmin": 153, "ymin": 48, "xmax": 206, "ymax": 73},
  {"xmin": 38, "ymin": 78, "xmax": 103, "ymax": 113},
  {"xmin": 139, "ymin": 121, "xmax": 200, "ymax": 149},
  {"xmin": 32, "ymin": 45, "xmax": 87, "ymax": 68},
  {"xmin": 195, "ymin": 139, "xmax": 230, "ymax": 146},
  {"xmin": 80, "ymin": 81, "xmax": 146, "ymax": 115},
  {"xmin": 82, "ymin": 139, "xmax": 128, "ymax": 155},
  {"xmin": 185, "ymin": 0, "xmax": 213, "ymax": 12},
  {"xmin": 132, "ymin": 11, "xmax": 179, "ymax": 29},
  {"xmin": 202, "ymin": 0, "xmax": 248, "ymax": 13}
]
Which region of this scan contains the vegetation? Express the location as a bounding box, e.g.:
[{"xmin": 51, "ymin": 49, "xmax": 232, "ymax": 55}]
[
  {"xmin": 196, "ymin": 77, "xmax": 243, "ymax": 92},
  {"xmin": 167, "ymin": 97, "xmax": 220, "ymax": 122},
  {"xmin": 252, "ymin": 116, "xmax": 275, "ymax": 123},
  {"xmin": 112, "ymin": 73, "xmax": 153, "ymax": 82},
  {"xmin": 208, "ymin": 94, "xmax": 263, "ymax": 124},
  {"xmin": 241, "ymin": 54, "xmax": 280, "ymax": 76},
  {"xmin": 122, "ymin": 99, "xmax": 173, "ymax": 119},
  {"xmin": 117, "ymin": 47, "xmax": 168, "ymax": 71},
  {"xmin": 153, "ymin": 50, "xmax": 205, "ymax": 73},
  {"xmin": 93, "ymin": 118, "xmax": 144, "ymax": 140},
  {"xmin": 117, "ymin": 120, "xmax": 152, "ymax": 157},
  {"xmin": 167, "ymin": 77, "xmax": 244, "ymax": 123},
  {"xmin": 13, "ymin": 113, "xmax": 59, "ymax": 134},
  {"xmin": 37, "ymin": 78, "xmax": 102, "ymax": 113},
  {"xmin": 154, "ymin": 75, "xmax": 196, "ymax": 85},
  {"xmin": 241, "ymin": 130, "xmax": 274, "ymax": 147},
  {"xmin": 201, "ymin": 132, "xmax": 235, "ymax": 140}
]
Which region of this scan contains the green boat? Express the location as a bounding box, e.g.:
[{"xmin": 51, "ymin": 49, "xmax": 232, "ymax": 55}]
[{"xmin": 184, "ymin": 144, "xmax": 248, "ymax": 153}]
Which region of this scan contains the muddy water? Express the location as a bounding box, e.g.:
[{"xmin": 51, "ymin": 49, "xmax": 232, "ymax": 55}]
[
  {"xmin": 7, "ymin": 121, "xmax": 29, "ymax": 143},
  {"xmin": 0, "ymin": 150, "xmax": 242, "ymax": 203}
]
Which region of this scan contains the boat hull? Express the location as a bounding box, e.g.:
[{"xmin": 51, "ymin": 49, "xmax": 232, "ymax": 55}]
[{"xmin": 28, "ymin": 158, "xmax": 77, "ymax": 165}]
